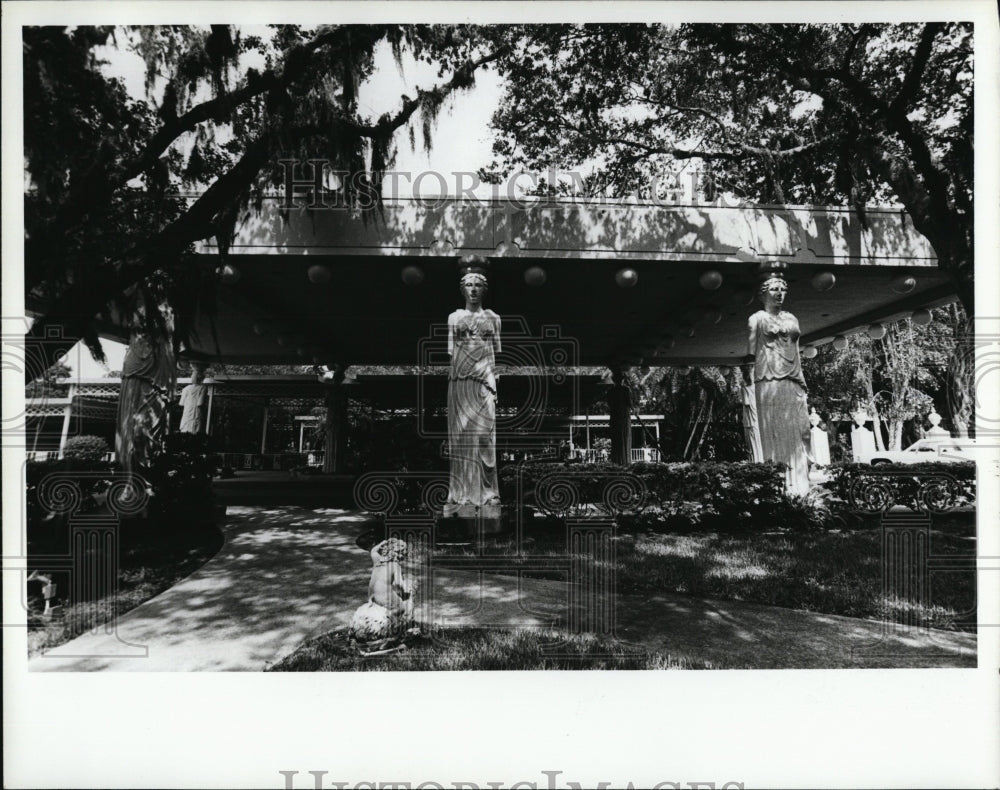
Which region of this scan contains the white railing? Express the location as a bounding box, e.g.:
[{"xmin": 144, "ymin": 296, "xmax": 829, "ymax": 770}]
[
  {"xmin": 572, "ymin": 448, "xmax": 661, "ymax": 464},
  {"xmin": 24, "ymin": 450, "xmax": 116, "ymax": 462},
  {"xmin": 217, "ymin": 452, "xmax": 325, "ymax": 471},
  {"xmin": 632, "ymin": 447, "xmax": 661, "ymax": 462},
  {"xmin": 25, "ymin": 450, "xmax": 60, "ymax": 462}
]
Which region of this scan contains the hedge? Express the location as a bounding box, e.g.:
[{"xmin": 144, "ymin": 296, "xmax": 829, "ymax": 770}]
[
  {"xmin": 26, "ymin": 432, "xmax": 220, "ymax": 555},
  {"xmin": 820, "ymin": 461, "xmax": 976, "ymax": 512},
  {"xmin": 62, "ymin": 435, "xmax": 110, "ymax": 461},
  {"xmin": 25, "ymin": 457, "xmax": 116, "ymax": 556},
  {"xmin": 499, "ymin": 460, "xmax": 795, "ymax": 530}
]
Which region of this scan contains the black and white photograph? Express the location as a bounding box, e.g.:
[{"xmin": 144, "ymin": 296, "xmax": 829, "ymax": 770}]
[{"xmin": 3, "ymin": 2, "xmax": 999, "ymax": 788}]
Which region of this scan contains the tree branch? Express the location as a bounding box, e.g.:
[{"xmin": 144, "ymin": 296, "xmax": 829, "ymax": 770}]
[
  {"xmin": 890, "ymin": 23, "xmax": 943, "ymax": 115},
  {"xmin": 25, "ymin": 41, "xmax": 507, "ymax": 359}
]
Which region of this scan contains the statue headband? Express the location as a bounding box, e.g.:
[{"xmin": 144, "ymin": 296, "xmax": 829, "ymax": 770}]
[
  {"xmin": 460, "ymin": 271, "xmax": 488, "ymax": 287},
  {"xmin": 758, "ymin": 274, "xmax": 788, "ymax": 294},
  {"xmin": 458, "ymin": 254, "xmax": 490, "ymax": 287}
]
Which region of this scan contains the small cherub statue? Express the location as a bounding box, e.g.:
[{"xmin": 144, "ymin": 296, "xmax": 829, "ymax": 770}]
[{"xmin": 348, "ymin": 538, "xmax": 416, "ymax": 645}]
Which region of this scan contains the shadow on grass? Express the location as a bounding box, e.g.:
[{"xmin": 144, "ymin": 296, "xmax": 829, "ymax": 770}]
[
  {"xmin": 614, "ymin": 512, "xmax": 977, "ymax": 632},
  {"xmin": 268, "ymin": 627, "xmax": 718, "ymax": 671},
  {"xmin": 27, "ymin": 522, "xmax": 226, "ymax": 658}
]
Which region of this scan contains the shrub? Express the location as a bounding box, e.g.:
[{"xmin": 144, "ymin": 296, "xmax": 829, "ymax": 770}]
[
  {"xmin": 145, "ymin": 433, "xmax": 218, "ymax": 529},
  {"xmin": 25, "ymin": 457, "xmax": 115, "ymax": 556},
  {"xmin": 500, "ymin": 460, "xmax": 798, "ymax": 531},
  {"xmin": 822, "ymin": 461, "xmax": 976, "ymax": 512},
  {"xmin": 61, "ymin": 435, "xmax": 110, "ymax": 461}
]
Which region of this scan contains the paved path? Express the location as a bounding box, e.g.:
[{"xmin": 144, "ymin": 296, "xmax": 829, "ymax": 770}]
[{"xmin": 29, "ymin": 506, "xmax": 975, "ymax": 671}]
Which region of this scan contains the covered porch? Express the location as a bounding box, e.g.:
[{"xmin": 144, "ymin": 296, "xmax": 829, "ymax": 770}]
[{"xmin": 89, "ymin": 197, "xmax": 955, "ymax": 465}]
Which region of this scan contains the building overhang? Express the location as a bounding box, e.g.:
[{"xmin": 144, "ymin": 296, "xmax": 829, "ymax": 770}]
[{"xmin": 122, "ymin": 198, "xmax": 957, "ymax": 367}]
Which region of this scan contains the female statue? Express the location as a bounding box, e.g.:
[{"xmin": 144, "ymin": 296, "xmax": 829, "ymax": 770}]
[
  {"xmin": 178, "ymin": 362, "xmax": 210, "ymax": 434},
  {"xmin": 746, "ymin": 273, "xmax": 811, "ymax": 496},
  {"xmin": 116, "ymin": 286, "xmax": 176, "ymax": 472},
  {"xmin": 444, "ymin": 257, "xmax": 501, "ymax": 516}
]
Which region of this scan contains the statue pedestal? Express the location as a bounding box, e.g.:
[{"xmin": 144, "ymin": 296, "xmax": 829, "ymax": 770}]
[{"xmin": 436, "ymin": 503, "xmax": 502, "ymax": 542}]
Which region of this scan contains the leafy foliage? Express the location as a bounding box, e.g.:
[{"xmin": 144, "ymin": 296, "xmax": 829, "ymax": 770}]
[
  {"xmin": 25, "ymin": 457, "xmax": 116, "ymax": 556},
  {"xmin": 497, "ymin": 460, "xmax": 827, "ymax": 531},
  {"xmin": 24, "ymin": 24, "xmax": 506, "ymax": 367},
  {"xmin": 61, "ymin": 435, "xmax": 111, "ymax": 461},
  {"xmin": 488, "ymin": 23, "xmax": 974, "ymax": 313},
  {"xmin": 803, "ymin": 305, "xmax": 967, "ymax": 446},
  {"xmin": 145, "ymin": 432, "xmax": 218, "ymax": 527}
]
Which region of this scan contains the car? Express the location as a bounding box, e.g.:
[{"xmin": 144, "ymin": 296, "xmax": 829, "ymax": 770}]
[{"xmin": 868, "ymin": 438, "xmax": 970, "ymax": 465}]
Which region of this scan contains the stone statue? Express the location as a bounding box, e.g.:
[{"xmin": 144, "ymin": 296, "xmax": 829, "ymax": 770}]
[
  {"xmin": 178, "ymin": 363, "xmax": 210, "ymax": 434},
  {"xmin": 741, "ymin": 380, "xmax": 764, "ymax": 462},
  {"xmin": 348, "ymin": 538, "xmax": 415, "ymax": 643},
  {"xmin": 851, "ymin": 409, "xmax": 877, "ymax": 462},
  {"xmin": 746, "ymin": 272, "xmax": 811, "ymax": 496},
  {"xmin": 809, "ymin": 407, "xmax": 831, "ymax": 466},
  {"xmin": 116, "ymin": 287, "xmax": 176, "ymax": 472},
  {"xmin": 444, "ymin": 256, "xmax": 501, "ymax": 518}
]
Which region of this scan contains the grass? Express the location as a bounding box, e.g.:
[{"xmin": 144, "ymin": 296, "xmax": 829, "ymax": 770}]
[
  {"xmin": 26, "ymin": 524, "xmax": 224, "ymax": 658},
  {"xmin": 268, "ymin": 627, "xmax": 719, "ymax": 671},
  {"xmin": 424, "ymin": 511, "xmax": 977, "ymax": 632},
  {"xmin": 614, "ymin": 513, "xmax": 976, "ymax": 631}
]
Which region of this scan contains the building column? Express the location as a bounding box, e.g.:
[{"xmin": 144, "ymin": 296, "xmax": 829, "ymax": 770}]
[
  {"xmin": 260, "ymin": 399, "xmax": 270, "ymax": 455},
  {"xmin": 323, "ymin": 366, "xmax": 348, "ymax": 474},
  {"xmin": 205, "ymin": 382, "xmax": 215, "ymax": 436},
  {"xmin": 58, "ymin": 385, "xmax": 75, "ymax": 459},
  {"xmin": 608, "ymin": 368, "xmax": 632, "ymax": 466}
]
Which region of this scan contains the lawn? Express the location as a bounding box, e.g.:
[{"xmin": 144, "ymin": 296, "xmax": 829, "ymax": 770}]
[
  {"xmin": 26, "ymin": 525, "xmax": 224, "ymax": 657},
  {"xmin": 421, "ymin": 511, "xmax": 977, "ymax": 632},
  {"xmin": 269, "ymin": 626, "xmax": 719, "ymax": 671},
  {"xmin": 614, "ymin": 513, "xmax": 976, "ymax": 631}
]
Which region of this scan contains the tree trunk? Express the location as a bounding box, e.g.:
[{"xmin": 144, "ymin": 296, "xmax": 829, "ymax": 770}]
[
  {"xmin": 692, "ymin": 400, "xmax": 714, "ymax": 461},
  {"xmin": 948, "ymin": 315, "xmax": 974, "ymax": 438},
  {"xmin": 889, "ymin": 419, "xmax": 904, "ymax": 451},
  {"xmin": 871, "ymin": 410, "xmax": 886, "ymax": 452},
  {"xmin": 322, "ymin": 372, "xmax": 348, "ymax": 474},
  {"xmin": 609, "ymin": 369, "xmax": 632, "ymax": 465}
]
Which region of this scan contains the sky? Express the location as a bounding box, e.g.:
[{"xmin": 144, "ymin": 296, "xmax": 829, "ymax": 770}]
[{"xmin": 72, "ymin": 30, "xmax": 506, "ymax": 377}]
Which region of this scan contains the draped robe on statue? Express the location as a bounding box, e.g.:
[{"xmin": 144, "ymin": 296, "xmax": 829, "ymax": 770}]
[
  {"xmin": 178, "ymin": 383, "xmax": 208, "ymax": 433},
  {"xmin": 749, "ymin": 310, "xmax": 811, "ymax": 496},
  {"xmin": 116, "ymin": 291, "xmax": 176, "ymax": 473},
  {"xmin": 445, "ymin": 309, "xmax": 501, "ymax": 515}
]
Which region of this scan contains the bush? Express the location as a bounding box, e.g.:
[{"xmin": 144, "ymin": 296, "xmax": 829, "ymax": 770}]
[
  {"xmin": 25, "ymin": 457, "xmax": 115, "ymax": 556},
  {"xmin": 145, "ymin": 433, "xmax": 217, "ymax": 529},
  {"xmin": 500, "ymin": 460, "xmax": 800, "ymax": 531},
  {"xmin": 62, "ymin": 435, "xmax": 110, "ymax": 461},
  {"xmin": 821, "ymin": 461, "xmax": 976, "ymax": 512}
]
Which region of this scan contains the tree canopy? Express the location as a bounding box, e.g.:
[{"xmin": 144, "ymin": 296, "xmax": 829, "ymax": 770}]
[
  {"xmin": 24, "ymin": 23, "xmax": 975, "ymax": 385},
  {"xmin": 23, "ymin": 24, "xmax": 504, "ymax": 376},
  {"xmin": 487, "ymin": 23, "xmax": 974, "ymax": 314}
]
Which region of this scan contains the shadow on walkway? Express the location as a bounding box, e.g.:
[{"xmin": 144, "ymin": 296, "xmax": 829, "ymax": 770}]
[{"xmin": 30, "ymin": 506, "xmax": 976, "ymax": 671}]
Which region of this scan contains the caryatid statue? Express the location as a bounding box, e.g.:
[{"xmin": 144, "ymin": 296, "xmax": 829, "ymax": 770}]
[
  {"xmin": 178, "ymin": 362, "xmax": 210, "ymax": 434},
  {"xmin": 444, "ymin": 256, "xmax": 501, "ymax": 518},
  {"xmin": 116, "ymin": 286, "xmax": 176, "ymax": 473},
  {"xmin": 745, "ymin": 270, "xmax": 812, "ymax": 496}
]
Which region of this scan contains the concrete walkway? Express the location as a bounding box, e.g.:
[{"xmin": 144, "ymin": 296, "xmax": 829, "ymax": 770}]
[{"xmin": 29, "ymin": 506, "xmax": 975, "ymax": 671}]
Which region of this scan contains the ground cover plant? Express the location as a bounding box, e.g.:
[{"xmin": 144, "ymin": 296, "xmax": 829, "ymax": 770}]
[
  {"xmin": 423, "ymin": 509, "xmax": 975, "ymax": 633},
  {"xmin": 25, "ymin": 433, "xmax": 225, "ymax": 656},
  {"xmin": 614, "ymin": 512, "xmax": 975, "ymax": 631},
  {"xmin": 26, "ymin": 523, "xmax": 223, "ymax": 657},
  {"xmin": 268, "ymin": 626, "xmax": 718, "ymax": 671},
  {"xmin": 360, "ymin": 459, "xmax": 977, "ymax": 631}
]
